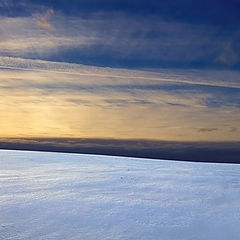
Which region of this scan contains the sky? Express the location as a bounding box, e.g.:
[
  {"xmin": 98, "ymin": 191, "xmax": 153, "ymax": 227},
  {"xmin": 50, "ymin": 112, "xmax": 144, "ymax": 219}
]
[{"xmin": 0, "ymin": 0, "xmax": 240, "ymax": 159}]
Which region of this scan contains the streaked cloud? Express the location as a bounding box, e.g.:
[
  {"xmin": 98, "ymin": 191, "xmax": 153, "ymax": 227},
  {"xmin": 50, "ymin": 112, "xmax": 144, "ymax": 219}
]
[
  {"xmin": 0, "ymin": 57, "xmax": 239, "ymax": 141},
  {"xmin": 0, "ymin": 57, "xmax": 240, "ymax": 89}
]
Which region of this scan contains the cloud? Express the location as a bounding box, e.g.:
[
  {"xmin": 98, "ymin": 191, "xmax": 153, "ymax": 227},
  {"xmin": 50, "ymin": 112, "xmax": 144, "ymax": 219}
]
[
  {"xmin": 36, "ymin": 9, "xmax": 54, "ymax": 30},
  {"xmin": 0, "ymin": 57, "xmax": 239, "ymax": 141},
  {"xmin": 0, "ymin": 16, "xmax": 98, "ymax": 59},
  {"xmin": 103, "ymin": 99, "xmax": 154, "ymax": 107},
  {"xmin": 230, "ymin": 127, "xmax": 238, "ymax": 132},
  {"xmin": 0, "ymin": 10, "xmax": 239, "ymax": 69},
  {"xmin": 0, "ymin": 138, "xmax": 240, "ymax": 163},
  {"xmin": 217, "ymin": 42, "xmax": 238, "ymax": 66},
  {"xmin": 198, "ymin": 128, "xmax": 218, "ymax": 132},
  {"xmin": 0, "ymin": 57, "xmax": 240, "ymax": 89}
]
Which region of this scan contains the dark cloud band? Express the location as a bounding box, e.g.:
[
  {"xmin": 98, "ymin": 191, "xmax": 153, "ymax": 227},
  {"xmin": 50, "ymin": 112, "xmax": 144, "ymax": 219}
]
[{"xmin": 0, "ymin": 138, "xmax": 239, "ymax": 163}]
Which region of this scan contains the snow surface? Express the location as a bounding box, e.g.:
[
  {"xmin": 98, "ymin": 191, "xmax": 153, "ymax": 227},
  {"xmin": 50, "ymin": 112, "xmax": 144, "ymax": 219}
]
[{"xmin": 0, "ymin": 150, "xmax": 240, "ymax": 240}]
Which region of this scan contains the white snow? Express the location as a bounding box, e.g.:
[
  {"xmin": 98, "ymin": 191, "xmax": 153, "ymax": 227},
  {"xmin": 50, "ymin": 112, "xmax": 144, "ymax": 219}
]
[{"xmin": 0, "ymin": 150, "xmax": 239, "ymax": 240}]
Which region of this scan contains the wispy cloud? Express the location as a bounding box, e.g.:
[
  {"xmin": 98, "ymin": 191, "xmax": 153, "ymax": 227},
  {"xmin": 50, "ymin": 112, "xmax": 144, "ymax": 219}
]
[
  {"xmin": 0, "ymin": 15, "xmax": 98, "ymax": 59},
  {"xmin": 0, "ymin": 9, "xmax": 239, "ymax": 69},
  {"xmin": 36, "ymin": 9, "xmax": 54, "ymax": 30},
  {"xmin": 0, "ymin": 57, "xmax": 240, "ymax": 89},
  {"xmin": 217, "ymin": 42, "xmax": 238, "ymax": 66},
  {"xmin": 0, "ymin": 57, "xmax": 239, "ymax": 141}
]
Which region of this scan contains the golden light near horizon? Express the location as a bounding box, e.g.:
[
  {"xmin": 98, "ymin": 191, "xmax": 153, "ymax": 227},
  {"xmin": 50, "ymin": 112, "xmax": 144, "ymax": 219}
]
[{"xmin": 0, "ymin": 58, "xmax": 239, "ymax": 141}]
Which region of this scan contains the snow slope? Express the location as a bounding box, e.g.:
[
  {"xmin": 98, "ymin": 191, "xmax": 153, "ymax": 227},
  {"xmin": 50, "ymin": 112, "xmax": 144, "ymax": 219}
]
[{"xmin": 0, "ymin": 150, "xmax": 239, "ymax": 240}]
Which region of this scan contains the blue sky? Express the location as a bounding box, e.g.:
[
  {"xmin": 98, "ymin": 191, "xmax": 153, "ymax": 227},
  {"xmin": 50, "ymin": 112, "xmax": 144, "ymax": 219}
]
[{"xmin": 0, "ymin": 0, "xmax": 240, "ymax": 69}]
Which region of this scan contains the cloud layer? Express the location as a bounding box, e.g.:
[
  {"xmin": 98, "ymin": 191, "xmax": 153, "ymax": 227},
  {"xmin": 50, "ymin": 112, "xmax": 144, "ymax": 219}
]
[
  {"xmin": 0, "ymin": 57, "xmax": 239, "ymax": 141},
  {"xmin": 0, "ymin": 1, "xmax": 239, "ymax": 69}
]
